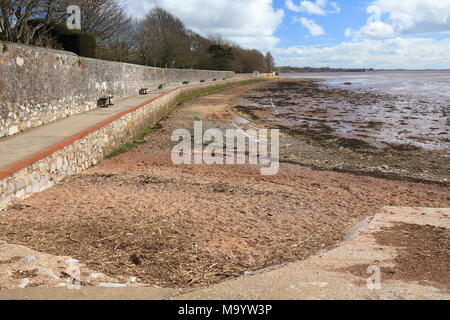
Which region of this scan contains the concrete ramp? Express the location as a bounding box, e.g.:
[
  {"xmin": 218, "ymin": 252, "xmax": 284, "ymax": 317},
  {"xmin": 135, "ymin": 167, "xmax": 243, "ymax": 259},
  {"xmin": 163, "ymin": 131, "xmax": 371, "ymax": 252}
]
[{"xmin": 176, "ymin": 207, "xmax": 450, "ymax": 300}]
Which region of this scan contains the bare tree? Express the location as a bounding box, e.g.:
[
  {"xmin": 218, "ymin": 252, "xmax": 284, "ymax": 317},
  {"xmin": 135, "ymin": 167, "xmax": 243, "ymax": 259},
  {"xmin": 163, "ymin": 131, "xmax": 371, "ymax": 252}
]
[
  {"xmin": 134, "ymin": 19, "xmax": 155, "ymax": 66},
  {"xmin": 0, "ymin": 0, "xmax": 66, "ymax": 45},
  {"xmin": 97, "ymin": 18, "xmax": 137, "ymax": 62},
  {"xmin": 1, "ymin": 2, "xmax": 272, "ymax": 72},
  {"xmin": 187, "ymin": 31, "xmax": 212, "ymax": 69},
  {"xmin": 66, "ymin": 0, "xmax": 131, "ymax": 43},
  {"xmin": 138, "ymin": 7, "xmax": 191, "ymax": 68}
]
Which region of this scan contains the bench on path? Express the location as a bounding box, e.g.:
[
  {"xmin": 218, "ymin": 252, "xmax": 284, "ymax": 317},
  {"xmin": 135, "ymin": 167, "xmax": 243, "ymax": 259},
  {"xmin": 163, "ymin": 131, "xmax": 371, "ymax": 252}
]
[
  {"xmin": 97, "ymin": 96, "xmax": 114, "ymax": 108},
  {"xmin": 139, "ymin": 88, "xmax": 149, "ymax": 95}
]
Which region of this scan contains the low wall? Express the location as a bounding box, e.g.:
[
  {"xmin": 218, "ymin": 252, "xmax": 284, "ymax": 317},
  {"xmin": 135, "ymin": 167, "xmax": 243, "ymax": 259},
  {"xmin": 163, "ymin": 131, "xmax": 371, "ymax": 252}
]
[
  {"xmin": 0, "ymin": 77, "xmax": 258, "ymax": 210},
  {"xmin": 0, "ymin": 42, "xmax": 234, "ymax": 138}
]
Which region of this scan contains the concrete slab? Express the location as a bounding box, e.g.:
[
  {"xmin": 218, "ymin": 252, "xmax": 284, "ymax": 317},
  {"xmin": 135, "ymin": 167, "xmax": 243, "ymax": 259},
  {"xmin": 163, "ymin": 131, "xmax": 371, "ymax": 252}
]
[
  {"xmin": 0, "ymin": 287, "xmax": 177, "ymax": 300},
  {"xmin": 175, "ymin": 207, "xmax": 450, "ymax": 300}
]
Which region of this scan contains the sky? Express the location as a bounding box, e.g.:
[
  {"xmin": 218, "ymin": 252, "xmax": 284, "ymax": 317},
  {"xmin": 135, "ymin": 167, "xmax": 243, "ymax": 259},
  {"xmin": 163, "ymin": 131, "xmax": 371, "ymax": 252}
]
[{"xmin": 124, "ymin": 0, "xmax": 450, "ymax": 69}]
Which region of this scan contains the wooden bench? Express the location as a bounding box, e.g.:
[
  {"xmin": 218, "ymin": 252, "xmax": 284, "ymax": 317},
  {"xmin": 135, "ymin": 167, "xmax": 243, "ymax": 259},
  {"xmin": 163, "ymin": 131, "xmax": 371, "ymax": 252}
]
[
  {"xmin": 200, "ymin": 80, "xmax": 205, "ymax": 83},
  {"xmin": 97, "ymin": 96, "xmax": 114, "ymax": 108},
  {"xmin": 139, "ymin": 88, "xmax": 149, "ymax": 95},
  {"xmin": 182, "ymin": 81, "xmax": 190, "ymax": 85},
  {"xmin": 213, "ymin": 78, "xmax": 217, "ymax": 81}
]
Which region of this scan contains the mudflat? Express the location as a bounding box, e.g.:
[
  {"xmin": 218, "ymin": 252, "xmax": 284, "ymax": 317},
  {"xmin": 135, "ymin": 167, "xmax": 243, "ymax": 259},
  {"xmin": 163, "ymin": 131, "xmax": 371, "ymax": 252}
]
[{"xmin": 234, "ymin": 79, "xmax": 449, "ymax": 183}]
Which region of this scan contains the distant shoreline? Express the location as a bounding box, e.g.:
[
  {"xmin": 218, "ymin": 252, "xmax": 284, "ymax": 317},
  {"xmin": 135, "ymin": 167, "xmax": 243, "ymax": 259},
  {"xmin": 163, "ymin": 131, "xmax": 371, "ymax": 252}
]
[{"xmin": 280, "ymin": 69, "xmax": 450, "ymax": 74}]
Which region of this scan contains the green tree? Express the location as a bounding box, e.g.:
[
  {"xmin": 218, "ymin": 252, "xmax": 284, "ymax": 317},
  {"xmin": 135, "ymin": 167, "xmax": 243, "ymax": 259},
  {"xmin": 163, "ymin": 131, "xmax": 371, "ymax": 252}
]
[
  {"xmin": 265, "ymin": 52, "xmax": 275, "ymax": 72},
  {"xmin": 208, "ymin": 44, "xmax": 234, "ymax": 71}
]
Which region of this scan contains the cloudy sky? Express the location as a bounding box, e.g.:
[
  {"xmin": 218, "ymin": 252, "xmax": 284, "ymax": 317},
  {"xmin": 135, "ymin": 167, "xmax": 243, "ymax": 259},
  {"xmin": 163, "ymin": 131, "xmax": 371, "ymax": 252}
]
[{"xmin": 124, "ymin": 0, "xmax": 450, "ymax": 69}]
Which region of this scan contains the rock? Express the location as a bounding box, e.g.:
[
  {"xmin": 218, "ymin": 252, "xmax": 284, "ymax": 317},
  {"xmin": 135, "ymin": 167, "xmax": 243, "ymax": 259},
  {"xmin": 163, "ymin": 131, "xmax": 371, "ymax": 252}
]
[
  {"xmin": 56, "ymin": 282, "xmax": 68, "ymax": 287},
  {"xmin": 8, "ymin": 126, "xmax": 19, "ymax": 136},
  {"xmin": 128, "ymin": 277, "xmax": 138, "ymax": 284},
  {"xmin": 63, "ymin": 157, "xmax": 69, "ymax": 171},
  {"xmin": 16, "ymin": 57, "xmax": 24, "ymax": 67},
  {"xmin": 19, "ymin": 278, "xmax": 30, "ymax": 288},
  {"xmin": 310, "ymin": 282, "xmax": 329, "ymax": 288},
  {"xmin": 15, "ymin": 189, "xmax": 26, "ymax": 199},
  {"xmin": 99, "ymin": 283, "xmax": 128, "ymax": 288},
  {"xmin": 65, "ymin": 259, "xmax": 79, "ymax": 265},
  {"xmin": 15, "ymin": 179, "xmax": 26, "ymax": 190},
  {"xmin": 22, "ymin": 256, "xmax": 37, "ymax": 263},
  {"xmin": 0, "ymin": 196, "xmax": 12, "ymax": 209},
  {"xmin": 32, "ymin": 180, "xmax": 41, "ymax": 193},
  {"xmin": 38, "ymin": 268, "xmax": 60, "ymax": 280},
  {"xmin": 56, "ymin": 157, "xmax": 64, "ymax": 171}
]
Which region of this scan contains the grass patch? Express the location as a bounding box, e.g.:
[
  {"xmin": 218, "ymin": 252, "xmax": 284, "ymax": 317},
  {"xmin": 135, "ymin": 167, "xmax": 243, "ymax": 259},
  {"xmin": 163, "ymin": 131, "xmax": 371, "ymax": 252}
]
[
  {"xmin": 106, "ymin": 143, "xmax": 136, "ymax": 159},
  {"xmin": 106, "ymin": 79, "xmax": 264, "ymax": 159},
  {"xmin": 175, "ymin": 79, "xmax": 263, "ymax": 106}
]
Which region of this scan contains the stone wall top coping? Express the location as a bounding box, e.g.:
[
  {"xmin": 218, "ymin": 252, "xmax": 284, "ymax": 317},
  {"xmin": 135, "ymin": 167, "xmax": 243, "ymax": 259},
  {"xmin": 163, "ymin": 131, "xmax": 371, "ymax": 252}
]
[{"xmin": 0, "ymin": 41, "xmax": 234, "ymax": 74}]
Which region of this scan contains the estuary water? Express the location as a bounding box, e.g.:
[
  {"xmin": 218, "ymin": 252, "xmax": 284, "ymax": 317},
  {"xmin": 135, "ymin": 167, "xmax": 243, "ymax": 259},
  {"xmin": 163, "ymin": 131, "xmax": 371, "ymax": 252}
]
[{"xmin": 282, "ymin": 70, "xmax": 450, "ymax": 104}]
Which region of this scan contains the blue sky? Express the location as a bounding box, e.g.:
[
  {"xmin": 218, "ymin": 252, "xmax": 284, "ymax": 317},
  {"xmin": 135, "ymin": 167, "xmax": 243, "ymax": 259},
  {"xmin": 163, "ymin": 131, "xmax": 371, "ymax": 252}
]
[
  {"xmin": 124, "ymin": 0, "xmax": 450, "ymax": 69},
  {"xmin": 274, "ymin": 0, "xmax": 366, "ymax": 47}
]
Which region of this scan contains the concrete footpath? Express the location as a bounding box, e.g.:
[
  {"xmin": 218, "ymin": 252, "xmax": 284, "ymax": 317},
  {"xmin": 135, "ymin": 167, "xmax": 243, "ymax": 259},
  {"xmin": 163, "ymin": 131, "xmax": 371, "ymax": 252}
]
[{"xmin": 0, "ymin": 207, "xmax": 448, "ymax": 300}]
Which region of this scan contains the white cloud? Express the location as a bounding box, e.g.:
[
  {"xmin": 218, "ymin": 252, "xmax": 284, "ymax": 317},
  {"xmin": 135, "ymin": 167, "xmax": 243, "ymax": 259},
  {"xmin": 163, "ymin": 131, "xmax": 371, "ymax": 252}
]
[
  {"xmin": 124, "ymin": 0, "xmax": 284, "ymax": 52},
  {"xmin": 274, "ymin": 38, "xmax": 450, "ymax": 69},
  {"xmin": 347, "ymin": 0, "xmax": 450, "ymax": 38},
  {"xmin": 286, "ymin": 0, "xmax": 340, "ymax": 16},
  {"xmin": 295, "ymin": 17, "xmax": 325, "ymax": 36}
]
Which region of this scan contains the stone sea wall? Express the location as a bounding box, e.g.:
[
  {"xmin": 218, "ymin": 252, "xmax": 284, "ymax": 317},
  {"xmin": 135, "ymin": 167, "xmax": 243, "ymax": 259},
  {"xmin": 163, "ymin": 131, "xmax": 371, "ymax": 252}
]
[{"xmin": 0, "ymin": 42, "xmax": 234, "ymax": 138}]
